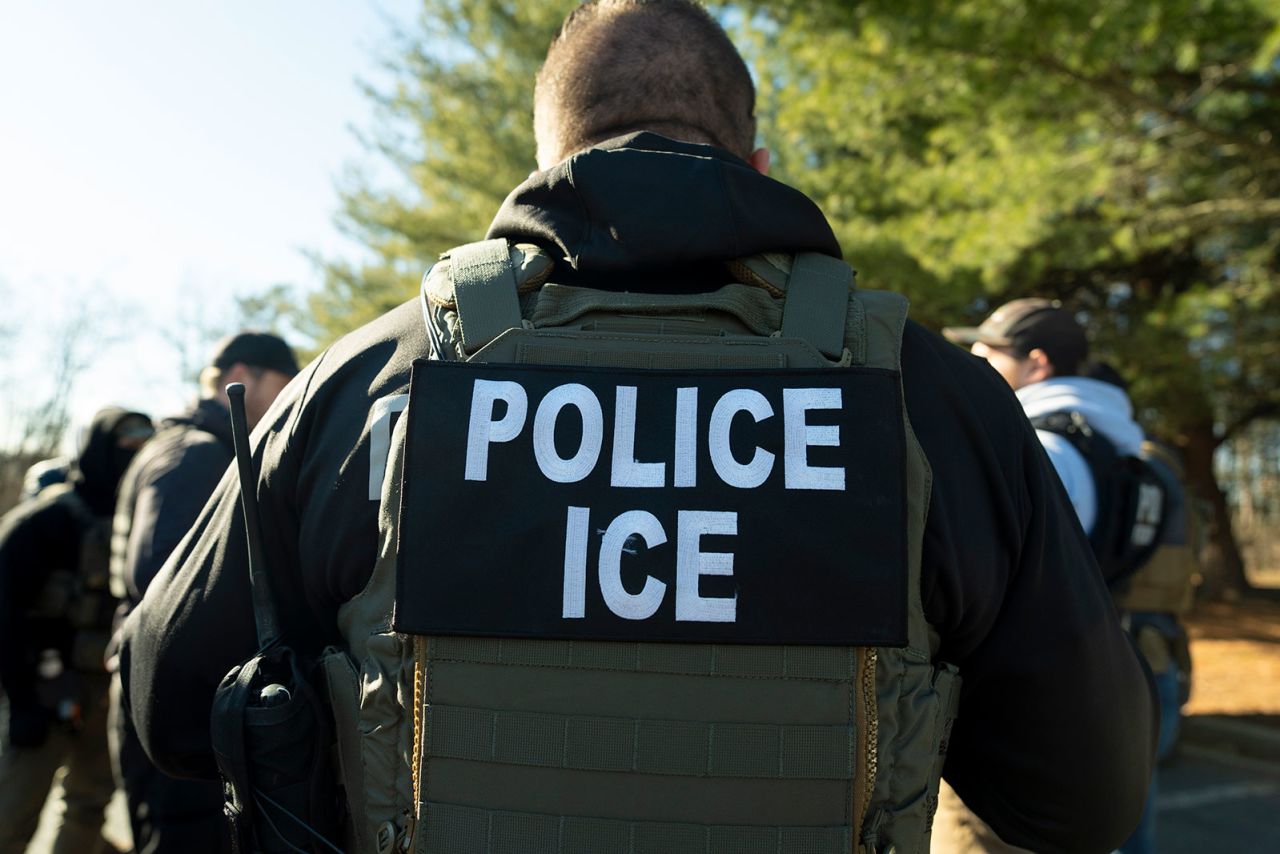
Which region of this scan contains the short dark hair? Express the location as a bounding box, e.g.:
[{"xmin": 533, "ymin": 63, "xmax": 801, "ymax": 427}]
[
  {"xmin": 209, "ymin": 331, "xmax": 298, "ymax": 377},
  {"xmin": 534, "ymin": 0, "xmax": 756, "ymax": 167}
]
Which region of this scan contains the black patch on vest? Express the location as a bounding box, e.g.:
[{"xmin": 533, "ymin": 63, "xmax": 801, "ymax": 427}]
[{"xmin": 394, "ymin": 359, "xmax": 909, "ymax": 646}]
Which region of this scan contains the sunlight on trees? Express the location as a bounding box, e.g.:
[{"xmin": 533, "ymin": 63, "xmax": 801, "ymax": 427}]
[{"xmin": 312, "ymin": 0, "xmax": 1279, "ymax": 595}]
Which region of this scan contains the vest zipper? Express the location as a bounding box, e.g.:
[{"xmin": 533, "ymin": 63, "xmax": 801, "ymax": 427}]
[
  {"xmin": 853, "ymin": 646, "xmax": 879, "ymax": 841},
  {"xmin": 406, "ymin": 634, "xmax": 428, "ymax": 848}
]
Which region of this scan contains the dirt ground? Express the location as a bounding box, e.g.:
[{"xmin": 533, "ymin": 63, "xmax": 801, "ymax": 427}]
[{"xmin": 1183, "ymin": 598, "xmax": 1280, "ymax": 718}]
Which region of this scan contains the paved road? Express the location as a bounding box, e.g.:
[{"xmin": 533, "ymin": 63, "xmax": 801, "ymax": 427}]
[
  {"xmin": 1158, "ymin": 744, "xmax": 1280, "ymax": 854},
  {"xmin": 28, "ymin": 788, "xmax": 128, "ymax": 853},
  {"xmin": 24, "ymin": 742, "xmax": 1280, "ymax": 852}
]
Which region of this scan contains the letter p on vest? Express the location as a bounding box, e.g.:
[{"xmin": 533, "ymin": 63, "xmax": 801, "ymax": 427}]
[{"xmin": 465, "ymin": 379, "xmax": 528, "ymax": 481}]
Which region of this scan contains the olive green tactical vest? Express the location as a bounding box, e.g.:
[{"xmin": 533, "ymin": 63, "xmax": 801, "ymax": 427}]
[
  {"xmin": 1111, "ymin": 441, "xmax": 1198, "ymax": 616},
  {"xmin": 325, "ymin": 240, "xmax": 960, "ymax": 854},
  {"xmin": 1113, "ymin": 545, "xmax": 1196, "ymax": 616}
]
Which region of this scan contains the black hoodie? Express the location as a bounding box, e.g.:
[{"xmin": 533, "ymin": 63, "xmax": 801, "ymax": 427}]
[
  {"xmin": 122, "ymin": 134, "xmax": 1154, "ymax": 853},
  {"xmin": 0, "ymin": 406, "xmax": 149, "ymax": 714}
]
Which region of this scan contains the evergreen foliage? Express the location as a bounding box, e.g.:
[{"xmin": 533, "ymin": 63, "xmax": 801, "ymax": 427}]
[
  {"xmin": 321, "ymin": 0, "xmax": 1280, "ymax": 591},
  {"xmin": 314, "ymin": 1, "xmax": 575, "ymax": 339}
]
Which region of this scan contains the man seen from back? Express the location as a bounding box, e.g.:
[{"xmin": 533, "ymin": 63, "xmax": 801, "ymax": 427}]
[{"xmin": 123, "ymin": 4, "xmax": 1155, "ymax": 852}]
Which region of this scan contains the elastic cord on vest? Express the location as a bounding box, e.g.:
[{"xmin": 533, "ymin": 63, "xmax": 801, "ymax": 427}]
[{"xmin": 254, "ymin": 789, "xmax": 344, "ymax": 854}]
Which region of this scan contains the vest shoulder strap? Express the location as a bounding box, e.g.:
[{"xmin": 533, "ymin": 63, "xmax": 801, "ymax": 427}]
[
  {"xmin": 448, "ymin": 239, "xmax": 524, "ymax": 353},
  {"xmin": 779, "ymin": 252, "xmax": 852, "ymax": 359},
  {"xmin": 429, "ymin": 239, "xmax": 859, "ymax": 362}
]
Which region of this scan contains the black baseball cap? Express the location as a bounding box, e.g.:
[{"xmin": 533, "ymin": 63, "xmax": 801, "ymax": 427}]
[
  {"xmin": 943, "ymin": 298, "xmax": 1088, "ymax": 373},
  {"xmin": 210, "ymin": 331, "xmax": 299, "ymax": 377}
]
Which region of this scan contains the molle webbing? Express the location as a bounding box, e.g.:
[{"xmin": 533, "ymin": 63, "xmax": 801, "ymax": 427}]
[
  {"xmin": 529, "ymin": 282, "xmax": 782, "ymax": 334},
  {"xmin": 418, "ymin": 804, "xmax": 849, "ymax": 854},
  {"xmin": 417, "ymin": 637, "xmax": 864, "ymax": 854},
  {"xmin": 513, "ymin": 338, "xmax": 787, "ymax": 370},
  {"xmin": 427, "ymin": 707, "xmax": 853, "ymax": 778},
  {"xmin": 510, "ymin": 280, "xmax": 835, "ymax": 370}
]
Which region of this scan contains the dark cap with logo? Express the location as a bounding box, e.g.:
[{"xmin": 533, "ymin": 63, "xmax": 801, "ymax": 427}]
[
  {"xmin": 943, "ymin": 298, "xmax": 1088, "ymax": 374},
  {"xmin": 210, "ymin": 331, "xmax": 299, "ymax": 377}
]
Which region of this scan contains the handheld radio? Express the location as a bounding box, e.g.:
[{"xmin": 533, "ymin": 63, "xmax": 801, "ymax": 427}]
[{"xmin": 209, "ymin": 382, "xmax": 343, "ymax": 853}]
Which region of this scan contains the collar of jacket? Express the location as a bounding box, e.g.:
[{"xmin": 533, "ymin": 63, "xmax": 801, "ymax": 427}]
[
  {"xmin": 486, "ymin": 132, "xmax": 842, "ymax": 291},
  {"xmin": 163, "ymin": 397, "xmax": 234, "ymax": 453}
]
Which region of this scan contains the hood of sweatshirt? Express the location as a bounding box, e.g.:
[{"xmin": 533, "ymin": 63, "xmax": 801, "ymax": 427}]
[
  {"xmin": 72, "ymin": 406, "xmax": 154, "ymax": 514},
  {"xmin": 487, "ymin": 132, "xmax": 842, "ymax": 292},
  {"xmin": 1017, "ymin": 377, "xmax": 1145, "ymax": 455}
]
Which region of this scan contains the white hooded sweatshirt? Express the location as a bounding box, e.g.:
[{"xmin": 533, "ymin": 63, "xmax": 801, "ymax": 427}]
[{"xmin": 1016, "ymin": 377, "xmax": 1146, "ymax": 535}]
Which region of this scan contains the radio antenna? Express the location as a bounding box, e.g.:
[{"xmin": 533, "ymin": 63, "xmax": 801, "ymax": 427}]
[{"xmin": 226, "ymin": 383, "xmax": 282, "ymax": 651}]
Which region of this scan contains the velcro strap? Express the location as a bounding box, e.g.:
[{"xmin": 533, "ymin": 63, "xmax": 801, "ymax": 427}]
[
  {"xmin": 781, "ymin": 253, "xmax": 853, "ymax": 359},
  {"xmin": 426, "ymin": 705, "xmax": 853, "ymax": 779},
  {"xmin": 419, "ymin": 802, "xmax": 850, "ymax": 854},
  {"xmin": 451, "ymin": 239, "xmax": 524, "ymax": 353}
]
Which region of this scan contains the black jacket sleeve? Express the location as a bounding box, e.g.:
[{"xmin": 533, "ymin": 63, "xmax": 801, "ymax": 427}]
[{"xmin": 901, "ymin": 323, "xmax": 1156, "ymax": 854}]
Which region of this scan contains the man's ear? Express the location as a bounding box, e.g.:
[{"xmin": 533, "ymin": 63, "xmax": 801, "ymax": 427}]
[
  {"xmin": 1025, "ymin": 349, "xmax": 1056, "ymax": 384},
  {"xmin": 749, "ymin": 147, "xmax": 770, "ymax": 175}
]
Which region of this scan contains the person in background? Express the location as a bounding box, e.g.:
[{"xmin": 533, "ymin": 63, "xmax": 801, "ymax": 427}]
[
  {"xmin": 1082, "ymin": 360, "xmax": 1197, "ymax": 764},
  {"xmin": 945, "ymin": 299, "xmax": 1136, "ymax": 533},
  {"xmin": 21, "ymin": 456, "xmax": 73, "ymax": 502},
  {"xmin": 0, "ymin": 406, "xmax": 153, "ymax": 854},
  {"xmin": 108, "ymin": 331, "xmax": 298, "ymax": 853},
  {"xmin": 945, "ymin": 300, "xmax": 1164, "ymax": 854}
]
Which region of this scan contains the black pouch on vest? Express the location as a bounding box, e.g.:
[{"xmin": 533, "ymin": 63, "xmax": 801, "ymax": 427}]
[
  {"xmin": 211, "ymin": 644, "xmax": 343, "ymax": 853},
  {"xmin": 210, "ymin": 383, "xmax": 345, "ymax": 853}
]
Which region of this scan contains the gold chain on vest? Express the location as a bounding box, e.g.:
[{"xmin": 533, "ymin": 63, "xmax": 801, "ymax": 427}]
[{"xmin": 409, "ymin": 634, "xmax": 427, "ymax": 844}]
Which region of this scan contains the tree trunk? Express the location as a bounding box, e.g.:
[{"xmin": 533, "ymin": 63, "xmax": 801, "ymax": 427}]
[{"xmin": 1181, "ymin": 419, "xmax": 1251, "ymax": 601}]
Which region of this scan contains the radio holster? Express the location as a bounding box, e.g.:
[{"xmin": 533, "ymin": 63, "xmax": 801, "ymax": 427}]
[{"xmin": 210, "ymin": 383, "xmax": 345, "ymax": 853}]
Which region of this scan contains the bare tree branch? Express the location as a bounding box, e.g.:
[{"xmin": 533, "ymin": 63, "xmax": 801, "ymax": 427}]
[{"xmin": 1218, "ymin": 402, "xmax": 1280, "ymax": 446}]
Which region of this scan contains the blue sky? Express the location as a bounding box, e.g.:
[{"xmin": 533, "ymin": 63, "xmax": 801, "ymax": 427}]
[{"xmin": 0, "ymin": 0, "xmax": 421, "ymax": 449}]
